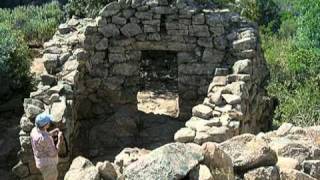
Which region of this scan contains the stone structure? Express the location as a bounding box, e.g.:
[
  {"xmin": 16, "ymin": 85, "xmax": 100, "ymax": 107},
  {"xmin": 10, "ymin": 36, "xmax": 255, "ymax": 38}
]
[{"xmin": 13, "ymin": 0, "xmax": 275, "ymax": 179}]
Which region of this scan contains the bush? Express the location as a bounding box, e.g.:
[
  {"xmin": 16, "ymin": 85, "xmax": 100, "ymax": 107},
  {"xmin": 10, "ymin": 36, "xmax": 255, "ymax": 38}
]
[
  {"xmin": 0, "ymin": 1, "xmax": 63, "ymax": 44},
  {"xmin": 0, "ymin": 23, "xmax": 31, "ymax": 92},
  {"xmin": 233, "ymin": 0, "xmax": 281, "ymax": 32},
  {"xmin": 64, "ymin": 0, "xmax": 112, "ymax": 18}
]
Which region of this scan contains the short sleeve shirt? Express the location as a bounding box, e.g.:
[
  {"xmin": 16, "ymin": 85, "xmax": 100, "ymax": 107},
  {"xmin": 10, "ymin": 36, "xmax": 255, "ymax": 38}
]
[{"xmin": 30, "ymin": 127, "xmax": 58, "ymax": 168}]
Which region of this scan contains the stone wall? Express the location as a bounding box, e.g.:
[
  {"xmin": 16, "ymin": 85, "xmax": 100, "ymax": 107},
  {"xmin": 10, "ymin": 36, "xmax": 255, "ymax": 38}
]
[{"xmin": 13, "ymin": 0, "xmax": 275, "ymax": 179}]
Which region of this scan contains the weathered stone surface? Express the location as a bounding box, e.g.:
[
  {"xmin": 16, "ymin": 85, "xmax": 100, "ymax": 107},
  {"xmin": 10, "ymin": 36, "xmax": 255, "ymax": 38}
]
[
  {"xmin": 303, "ymin": 160, "xmax": 320, "ymax": 179},
  {"xmin": 269, "ymin": 138, "xmax": 310, "ymax": 163},
  {"xmin": 233, "ymin": 59, "xmax": 252, "ymax": 74},
  {"xmin": 115, "ymin": 147, "xmax": 150, "ymax": 173},
  {"xmin": 120, "ymin": 23, "xmax": 142, "ymax": 37},
  {"xmin": 65, "ymin": 156, "xmax": 100, "ymax": 180},
  {"xmin": 174, "ymin": 127, "xmax": 196, "ymax": 143},
  {"xmin": 12, "ymin": 161, "xmax": 29, "ymax": 178},
  {"xmin": 276, "ymin": 123, "xmax": 293, "ymax": 136},
  {"xmin": 96, "ymin": 161, "xmax": 117, "ymax": 180},
  {"xmin": 222, "ymin": 94, "xmax": 241, "ymax": 105},
  {"xmin": 20, "ymin": 117, "xmax": 33, "ymax": 132},
  {"xmin": 123, "ymin": 143, "xmax": 204, "ymax": 180},
  {"xmin": 185, "ymin": 117, "xmax": 221, "ymax": 131},
  {"xmin": 280, "ymin": 168, "xmax": 316, "ymax": 180},
  {"xmin": 192, "ymin": 104, "xmax": 213, "ymax": 119},
  {"xmin": 50, "ymin": 100, "xmax": 66, "ymax": 123},
  {"xmin": 100, "ymin": 2, "xmax": 120, "ymax": 17},
  {"xmin": 189, "ymin": 164, "xmax": 213, "ymax": 180},
  {"xmin": 220, "ymin": 134, "xmax": 278, "ymax": 172},
  {"xmin": 98, "ymin": 24, "xmax": 120, "ymax": 37},
  {"xmin": 276, "ymin": 157, "xmax": 301, "ymax": 170},
  {"xmin": 201, "ymin": 142, "xmax": 234, "ymax": 180},
  {"xmin": 244, "ymin": 166, "xmax": 280, "ymax": 180}
]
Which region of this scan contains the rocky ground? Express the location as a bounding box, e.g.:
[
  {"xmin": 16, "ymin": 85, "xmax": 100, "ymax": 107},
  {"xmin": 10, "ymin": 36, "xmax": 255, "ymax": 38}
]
[{"xmin": 64, "ymin": 123, "xmax": 320, "ymax": 180}]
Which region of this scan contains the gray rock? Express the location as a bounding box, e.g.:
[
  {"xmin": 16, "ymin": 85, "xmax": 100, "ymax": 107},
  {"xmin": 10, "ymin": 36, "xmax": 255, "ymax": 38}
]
[
  {"xmin": 189, "ymin": 164, "xmax": 213, "ymax": 180},
  {"xmin": 244, "ymin": 166, "xmax": 280, "ymax": 180},
  {"xmin": 50, "ymin": 99, "xmax": 66, "ymax": 123},
  {"xmin": 220, "ymin": 134, "xmax": 278, "ymax": 172},
  {"xmin": 41, "ymin": 73, "xmax": 57, "ymax": 86},
  {"xmin": 303, "ymin": 160, "xmax": 320, "ymax": 179},
  {"xmin": 201, "ymin": 142, "xmax": 234, "ymax": 180},
  {"xmin": 233, "ymin": 37, "xmax": 256, "ymax": 51},
  {"xmin": 65, "ymin": 156, "xmax": 100, "ymax": 180},
  {"xmin": 100, "ymin": 2, "xmax": 120, "ymax": 17},
  {"xmin": 12, "ymin": 161, "xmax": 29, "ymax": 178},
  {"xmin": 185, "ymin": 117, "xmax": 221, "ymax": 131},
  {"xmin": 280, "ymin": 168, "xmax": 316, "ymax": 180},
  {"xmin": 192, "ymin": 104, "xmax": 213, "ymax": 119},
  {"xmin": 202, "ymin": 48, "xmax": 224, "ymax": 63},
  {"xmin": 96, "ymin": 161, "xmax": 117, "ymax": 180},
  {"xmin": 233, "ymin": 59, "xmax": 252, "ymax": 74},
  {"xmin": 123, "ymin": 143, "xmax": 204, "ymax": 180},
  {"xmin": 98, "ymin": 24, "xmax": 120, "ymax": 37},
  {"xmin": 115, "ymin": 147, "xmax": 150, "ymax": 173},
  {"xmin": 58, "ymin": 23, "xmax": 71, "ymax": 34},
  {"xmin": 111, "ymin": 63, "xmax": 139, "ymax": 76},
  {"xmin": 95, "ymin": 38, "xmax": 109, "ymax": 50},
  {"xmin": 20, "ymin": 117, "xmax": 33, "ymax": 132},
  {"xmin": 112, "ymin": 16, "xmax": 127, "ymax": 25},
  {"xmin": 120, "ymin": 23, "xmax": 142, "ymax": 37},
  {"xmin": 43, "ymin": 54, "xmax": 59, "ymax": 73},
  {"xmin": 222, "ymin": 94, "xmax": 241, "ymax": 105},
  {"xmin": 174, "ymin": 128, "xmax": 196, "ymax": 143}
]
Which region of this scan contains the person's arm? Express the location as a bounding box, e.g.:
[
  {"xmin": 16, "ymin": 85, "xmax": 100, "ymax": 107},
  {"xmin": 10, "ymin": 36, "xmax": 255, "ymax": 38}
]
[
  {"xmin": 49, "ymin": 128, "xmax": 60, "ymax": 136},
  {"xmin": 56, "ymin": 131, "xmax": 64, "ymax": 151}
]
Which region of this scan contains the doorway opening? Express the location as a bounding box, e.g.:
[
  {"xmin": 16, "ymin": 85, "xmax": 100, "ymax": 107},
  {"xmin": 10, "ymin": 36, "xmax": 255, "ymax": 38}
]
[{"xmin": 137, "ymin": 50, "xmax": 179, "ymax": 118}]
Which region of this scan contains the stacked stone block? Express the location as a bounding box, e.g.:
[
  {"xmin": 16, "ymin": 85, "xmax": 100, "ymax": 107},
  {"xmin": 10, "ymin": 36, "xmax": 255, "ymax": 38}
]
[{"xmin": 174, "ymin": 24, "xmax": 274, "ymax": 145}]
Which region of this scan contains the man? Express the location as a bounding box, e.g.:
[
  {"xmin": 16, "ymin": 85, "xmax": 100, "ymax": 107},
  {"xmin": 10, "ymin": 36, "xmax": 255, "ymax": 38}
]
[{"xmin": 30, "ymin": 113, "xmax": 64, "ymax": 180}]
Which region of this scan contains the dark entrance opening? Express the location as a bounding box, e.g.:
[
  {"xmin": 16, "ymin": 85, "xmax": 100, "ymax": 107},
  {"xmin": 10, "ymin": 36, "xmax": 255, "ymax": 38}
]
[{"xmin": 137, "ymin": 50, "xmax": 179, "ymax": 118}]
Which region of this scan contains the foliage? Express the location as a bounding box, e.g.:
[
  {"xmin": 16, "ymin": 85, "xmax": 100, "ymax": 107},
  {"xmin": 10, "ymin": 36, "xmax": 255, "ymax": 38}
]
[
  {"xmin": 233, "ymin": 0, "xmax": 281, "ymax": 32},
  {"xmin": 64, "ymin": 0, "xmax": 112, "ymax": 18},
  {"xmin": 294, "ymin": 0, "xmax": 320, "ymax": 49},
  {"xmin": 0, "ymin": 23, "xmax": 31, "ymax": 90},
  {"xmin": 261, "ymin": 0, "xmax": 320, "ymax": 126},
  {"xmin": 0, "ymin": 1, "xmax": 63, "ymax": 44}
]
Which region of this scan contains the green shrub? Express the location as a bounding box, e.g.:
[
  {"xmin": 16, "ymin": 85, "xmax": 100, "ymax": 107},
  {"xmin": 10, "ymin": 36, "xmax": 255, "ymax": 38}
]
[
  {"xmin": 233, "ymin": 0, "xmax": 281, "ymax": 31},
  {"xmin": 0, "ymin": 1, "xmax": 63, "ymax": 44},
  {"xmin": 0, "ymin": 23, "xmax": 31, "ymax": 91},
  {"xmin": 64, "ymin": 0, "xmax": 112, "ymax": 18}
]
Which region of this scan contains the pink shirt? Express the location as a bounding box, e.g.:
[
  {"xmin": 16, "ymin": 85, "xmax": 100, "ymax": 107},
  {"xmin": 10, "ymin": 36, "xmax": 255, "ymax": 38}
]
[{"xmin": 30, "ymin": 127, "xmax": 58, "ymax": 168}]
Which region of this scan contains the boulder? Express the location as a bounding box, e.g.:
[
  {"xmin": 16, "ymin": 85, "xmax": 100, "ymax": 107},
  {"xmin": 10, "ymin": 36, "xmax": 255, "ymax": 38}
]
[
  {"xmin": 189, "ymin": 164, "xmax": 213, "ymax": 180},
  {"xmin": 219, "ymin": 134, "xmax": 277, "ymax": 172},
  {"xmin": 64, "ymin": 156, "xmax": 100, "ymax": 180},
  {"xmin": 269, "ymin": 138, "xmax": 310, "ymax": 163},
  {"xmin": 276, "ymin": 157, "xmax": 301, "ymax": 170},
  {"xmin": 96, "ymin": 161, "xmax": 117, "ymax": 180},
  {"xmin": 244, "ymin": 166, "xmax": 280, "ymax": 180},
  {"xmin": 114, "ymin": 147, "xmax": 150, "ymax": 173},
  {"xmin": 280, "ymin": 168, "xmax": 316, "ymax": 180},
  {"xmin": 201, "ymin": 142, "xmax": 234, "ymax": 180},
  {"xmin": 302, "ymin": 160, "xmax": 320, "ymax": 179},
  {"xmin": 123, "ymin": 143, "xmax": 204, "ymax": 180}
]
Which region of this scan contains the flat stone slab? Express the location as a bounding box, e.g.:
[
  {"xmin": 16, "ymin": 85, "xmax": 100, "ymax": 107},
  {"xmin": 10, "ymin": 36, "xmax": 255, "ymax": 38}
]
[{"xmin": 123, "ymin": 143, "xmax": 204, "ymax": 180}]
